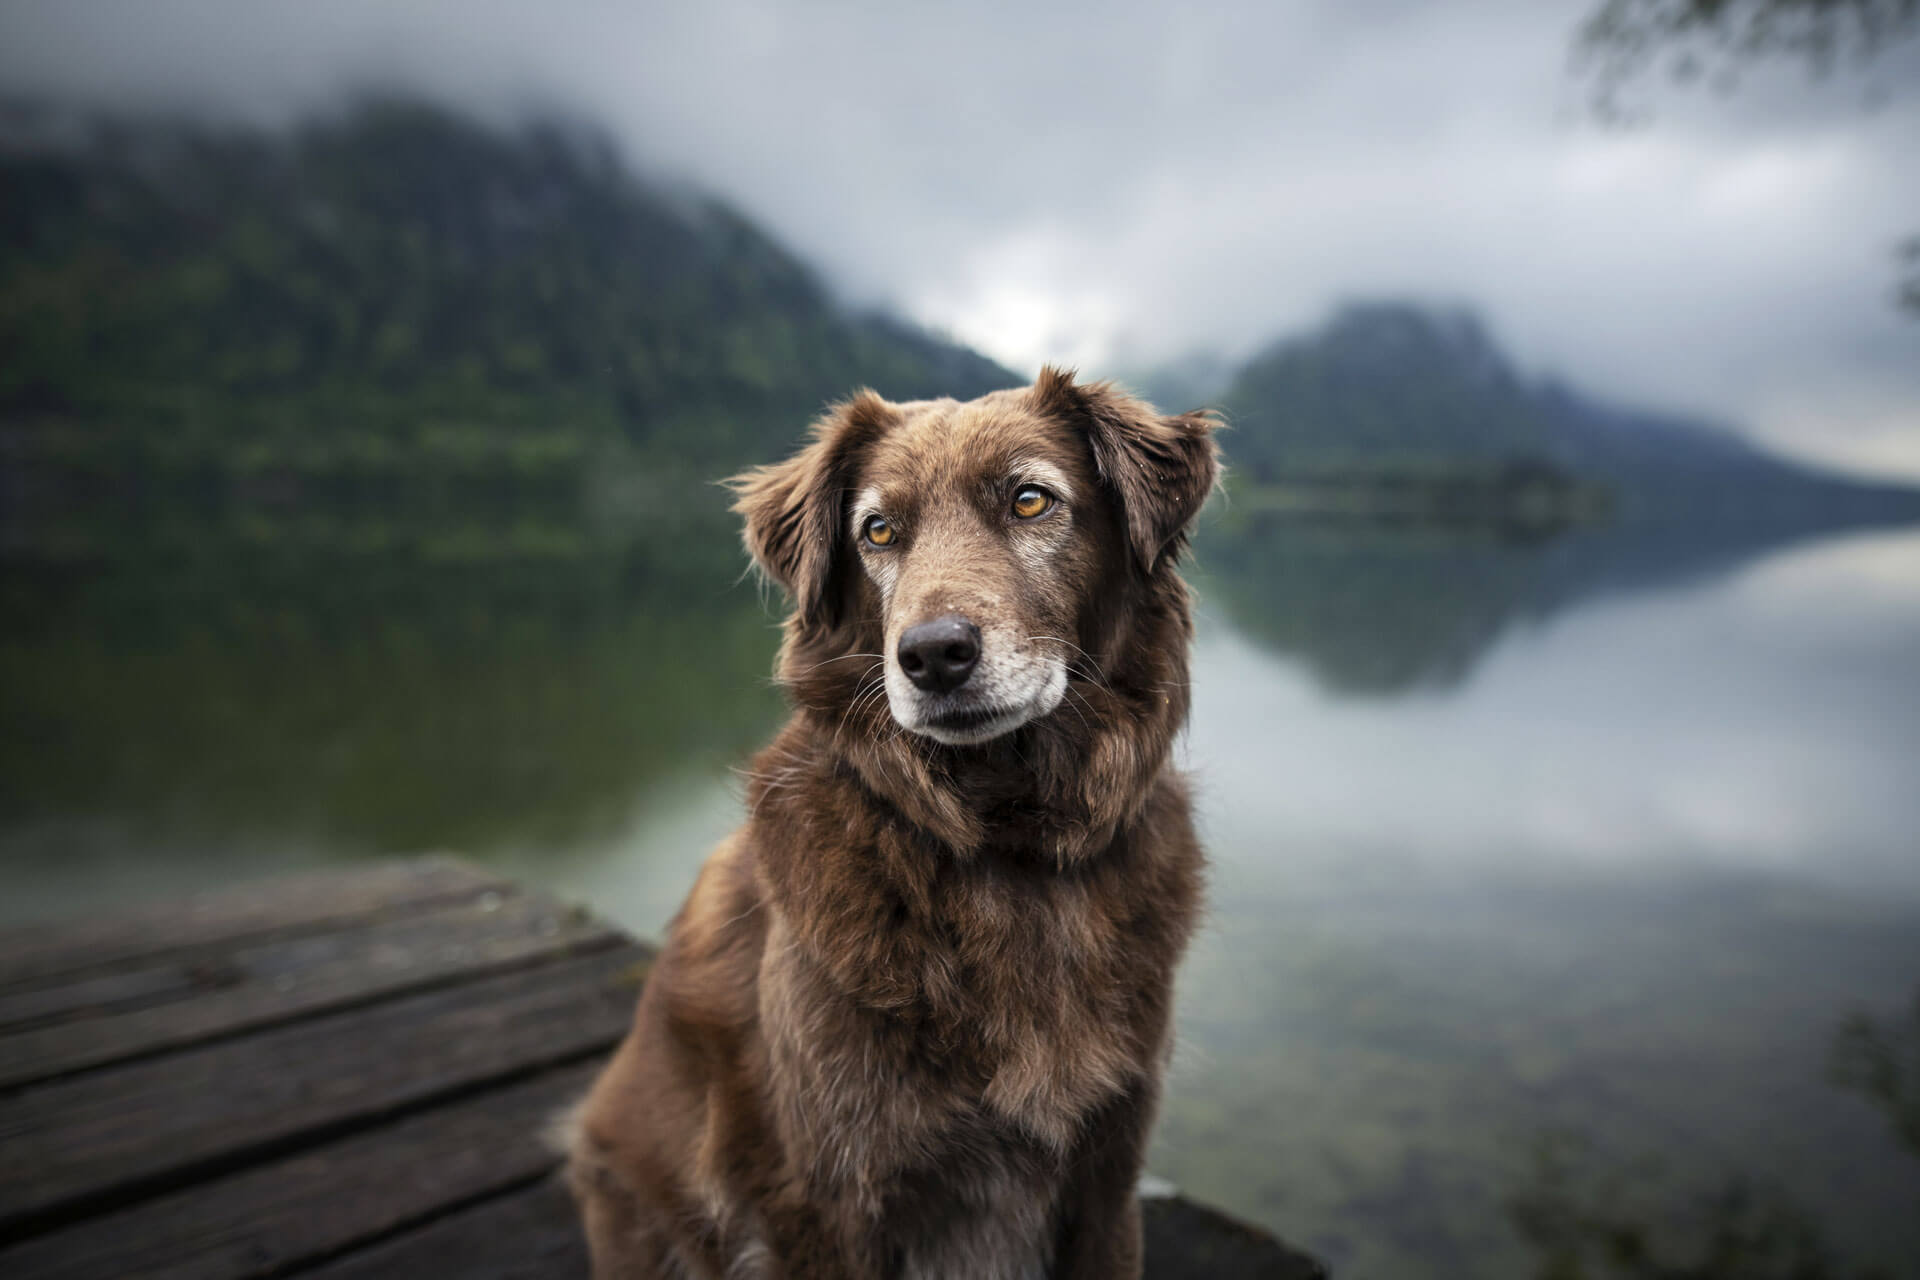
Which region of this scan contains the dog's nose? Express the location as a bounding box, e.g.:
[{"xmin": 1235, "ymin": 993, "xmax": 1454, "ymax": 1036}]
[{"xmin": 897, "ymin": 615, "xmax": 981, "ymax": 694}]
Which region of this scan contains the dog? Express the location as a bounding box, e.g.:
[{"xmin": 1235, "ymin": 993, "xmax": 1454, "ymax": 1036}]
[{"xmin": 565, "ymin": 367, "xmax": 1218, "ymax": 1278}]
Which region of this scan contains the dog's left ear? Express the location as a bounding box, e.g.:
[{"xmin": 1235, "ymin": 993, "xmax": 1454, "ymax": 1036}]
[
  {"xmin": 1032, "ymin": 366, "xmax": 1220, "ymax": 574},
  {"xmin": 728, "ymin": 391, "xmax": 895, "ymax": 630}
]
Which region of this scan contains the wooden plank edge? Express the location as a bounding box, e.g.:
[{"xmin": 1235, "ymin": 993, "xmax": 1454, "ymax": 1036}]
[
  {"xmin": 0, "ymin": 887, "xmax": 608, "ymax": 1035},
  {"xmin": 1143, "ymin": 1191, "xmax": 1330, "ymax": 1280},
  {"xmin": 0, "ymin": 945, "xmax": 648, "ymax": 1246},
  {"xmin": 0, "ymin": 1041, "xmax": 616, "ymax": 1249},
  {"xmin": 295, "ymin": 1175, "xmax": 1334, "ymax": 1280},
  {"xmin": 292, "ymin": 1175, "xmax": 587, "ymax": 1280},
  {"xmin": 0, "ymin": 912, "xmax": 632, "ymax": 1093},
  {"xmin": 0, "ymin": 1060, "xmax": 603, "ymax": 1280},
  {"xmin": 0, "ymin": 857, "xmax": 511, "ymax": 991}
]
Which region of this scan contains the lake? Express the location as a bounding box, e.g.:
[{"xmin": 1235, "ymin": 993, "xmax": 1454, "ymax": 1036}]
[{"xmin": 3, "ymin": 501, "xmax": 1917, "ymax": 1279}]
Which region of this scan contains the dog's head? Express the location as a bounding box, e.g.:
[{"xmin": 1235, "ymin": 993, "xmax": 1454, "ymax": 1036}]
[{"xmin": 731, "ymin": 367, "xmax": 1217, "ymax": 746}]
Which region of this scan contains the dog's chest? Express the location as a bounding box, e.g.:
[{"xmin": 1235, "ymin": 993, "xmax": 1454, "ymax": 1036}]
[
  {"xmin": 771, "ymin": 866, "xmax": 1143, "ymax": 1178},
  {"xmin": 939, "ymin": 871, "xmax": 1141, "ymax": 1146}
]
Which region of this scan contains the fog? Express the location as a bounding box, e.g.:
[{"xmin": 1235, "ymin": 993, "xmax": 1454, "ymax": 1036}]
[{"xmin": 3, "ymin": 0, "xmax": 1916, "ymax": 475}]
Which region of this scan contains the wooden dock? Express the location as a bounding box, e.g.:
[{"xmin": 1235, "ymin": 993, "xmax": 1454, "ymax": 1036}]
[{"xmin": 0, "ymin": 857, "xmax": 1324, "ymax": 1279}]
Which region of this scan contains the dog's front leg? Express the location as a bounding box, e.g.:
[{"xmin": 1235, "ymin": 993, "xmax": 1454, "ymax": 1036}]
[{"xmin": 1050, "ymin": 1080, "xmax": 1157, "ymax": 1280}]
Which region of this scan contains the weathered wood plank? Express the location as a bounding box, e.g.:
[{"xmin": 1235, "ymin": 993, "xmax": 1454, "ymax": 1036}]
[
  {"xmin": 0, "ymin": 943, "xmax": 649, "ymax": 1242},
  {"xmin": 0, "ymin": 1061, "xmax": 600, "ymax": 1280},
  {"xmin": 0, "ymin": 892, "xmax": 621, "ymax": 1090},
  {"xmin": 302, "ymin": 1175, "xmax": 1328, "ymax": 1280},
  {"xmin": 0, "ymin": 858, "xmax": 507, "ymax": 992},
  {"xmin": 1143, "ymin": 1193, "xmax": 1329, "ymax": 1280},
  {"xmin": 0, "ymin": 964, "xmax": 209, "ymax": 1034},
  {"xmin": 300, "ymin": 1177, "xmax": 588, "ymax": 1280}
]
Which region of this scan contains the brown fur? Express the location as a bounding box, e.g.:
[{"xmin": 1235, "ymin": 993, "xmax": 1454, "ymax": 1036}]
[{"xmin": 567, "ymin": 369, "xmax": 1218, "ymax": 1279}]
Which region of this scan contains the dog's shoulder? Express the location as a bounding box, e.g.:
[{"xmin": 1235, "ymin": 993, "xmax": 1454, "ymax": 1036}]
[{"xmin": 652, "ymin": 832, "xmax": 767, "ymax": 1036}]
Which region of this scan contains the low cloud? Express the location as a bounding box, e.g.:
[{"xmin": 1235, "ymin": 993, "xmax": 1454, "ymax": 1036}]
[{"xmin": 3, "ymin": 0, "xmax": 1915, "ymax": 474}]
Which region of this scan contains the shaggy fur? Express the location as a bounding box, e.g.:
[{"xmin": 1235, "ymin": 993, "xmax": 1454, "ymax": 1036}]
[{"xmin": 567, "ymin": 368, "xmax": 1218, "ymax": 1279}]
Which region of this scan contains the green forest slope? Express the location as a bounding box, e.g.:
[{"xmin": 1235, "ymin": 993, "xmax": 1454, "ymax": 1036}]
[{"xmin": 0, "ymin": 98, "xmax": 1015, "ymax": 491}]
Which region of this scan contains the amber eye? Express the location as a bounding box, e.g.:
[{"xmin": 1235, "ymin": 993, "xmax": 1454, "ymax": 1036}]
[
  {"xmin": 863, "ymin": 515, "xmax": 896, "ymax": 547},
  {"xmin": 1011, "ymin": 487, "xmax": 1053, "ymax": 520}
]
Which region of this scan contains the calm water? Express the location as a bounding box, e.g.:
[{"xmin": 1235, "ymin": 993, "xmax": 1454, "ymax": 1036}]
[{"xmin": 4, "ymin": 505, "xmax": 1918, "ymax": 1278}]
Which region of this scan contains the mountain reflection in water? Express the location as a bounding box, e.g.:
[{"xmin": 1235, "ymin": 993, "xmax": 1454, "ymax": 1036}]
[{"xmin": 1193, "ymin": 497, "xmax": 1920, "ymax": 697}]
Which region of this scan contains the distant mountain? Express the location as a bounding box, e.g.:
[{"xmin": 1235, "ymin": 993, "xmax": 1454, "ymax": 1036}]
[
  {"xmin": 0, "ymin": 98, "xmax": 1016, "ymax": 489},
  {"xmin": 1193, "ymin": 302, "xmax": 1920, "ymax": 695},
  {"xmin": 1124, "ymin": 351, "xmax": 1236, "ymax": 419},
  {"xmin": 1215, "ymin": 303, "xmax": 1920, "ymax": 519},
  {"xmin": 1218, "ymin": 305, "xmax": 1554, "ymax": 471}
]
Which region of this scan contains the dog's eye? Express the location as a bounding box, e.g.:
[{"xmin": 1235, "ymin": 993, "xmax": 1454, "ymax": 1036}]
[
  {"xmin": 863, "ymin": 515, "xmax": 896, "ymax": 547},
  {"xmin": 1011, "ymin": 487, "xmax": 1053, "ymax": 520}
]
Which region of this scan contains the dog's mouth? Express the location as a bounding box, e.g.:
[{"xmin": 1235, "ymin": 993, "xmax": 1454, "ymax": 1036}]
[
  {"xmin": 891, "ymin": 660, "xmax": 1070, "ymax": 746},
  {"xmin": 925, "ymin": 703, "xmax": 1020, "ymax": 736},
  {"xmin": 880, "ymin": 640, "xmax": 1069, "ymax": 747},
  {"xmin": 912, "ymin": 700, "xmax": 1035, "ymax": 746}
]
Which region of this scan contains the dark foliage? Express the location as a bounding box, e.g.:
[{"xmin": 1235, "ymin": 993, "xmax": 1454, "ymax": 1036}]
[
  {"xmin": 1575, "ymin": 0, "xmax": 1920, "ymax": 119},
  {"xmin": 0, "ymin": 98, "xmax": 1016, "ymax": 489},
  {"xmin": 1571, "ymin": 1, "xmax": 1919, "ymax": 317}
]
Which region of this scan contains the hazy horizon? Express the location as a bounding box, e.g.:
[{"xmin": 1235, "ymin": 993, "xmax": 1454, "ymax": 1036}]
[{"xmin": 3, "ymin": 0, "xmax": 1916, "ymax": 479}]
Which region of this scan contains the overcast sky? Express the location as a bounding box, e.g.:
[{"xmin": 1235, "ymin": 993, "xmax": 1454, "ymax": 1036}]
[{"xmin": 2, "ymin": 0, "xmax": 1916, "ymax": 476}]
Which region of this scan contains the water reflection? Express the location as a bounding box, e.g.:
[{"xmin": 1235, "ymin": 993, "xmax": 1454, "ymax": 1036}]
[
  {"xmin": 1194, "ymin": 500, "xmax": 1920, "ymax": 697},
  {"xmin": 0, "ymin": 495, "xmax": 784, "ymax": 919},
  {"xmin": 1508, "ymin": 985, "xmax": 1920, "ymax": 1280},
  {"xmin": 3, "ymin": 501, "xmax": 1919, "ymax": 1279},
  {"xmin": 1152, "ymin": 525, "xmax": 1920, "ymax": 1279}
]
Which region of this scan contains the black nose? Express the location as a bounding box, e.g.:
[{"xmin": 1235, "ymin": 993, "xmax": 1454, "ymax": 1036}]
[{"xmin": 897, "ymin": 615, "xmax": 981, "ymax": 694}]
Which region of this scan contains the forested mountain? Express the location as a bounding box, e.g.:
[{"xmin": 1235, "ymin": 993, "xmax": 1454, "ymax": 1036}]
[
  {"xmin": 0, "ymin": 98, "xmax": 1015, "ymax": 490},
  {"xmin": 1217, "ymin": 306, "xmax": 1549, "ymax": 470},
  {"xmin": 1214, "ymin": 303, "xmax": 1918, "ymax": 517},
  {"xmin": 4, "ymin": 96, "xmax": 1910, "ymax": 532}
]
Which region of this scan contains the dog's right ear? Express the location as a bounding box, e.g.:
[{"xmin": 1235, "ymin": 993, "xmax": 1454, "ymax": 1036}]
[
  {"xmin": 1032, "ymin": 366, "xmax": 1220, "ymax": 575},
  {"xmin": 727, "ymin": 391, "xmax": 895, "ymax": 630}
]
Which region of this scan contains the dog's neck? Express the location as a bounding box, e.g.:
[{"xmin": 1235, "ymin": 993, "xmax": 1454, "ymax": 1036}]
[{"xmin": 779, "ymin": 572, "xmax": 1195, "ymax": 866}]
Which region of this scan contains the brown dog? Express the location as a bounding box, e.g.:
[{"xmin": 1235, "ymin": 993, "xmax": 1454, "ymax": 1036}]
[{"xmin": 565, "ymin": 368, "xmax": 1217, "ymax": 1278}]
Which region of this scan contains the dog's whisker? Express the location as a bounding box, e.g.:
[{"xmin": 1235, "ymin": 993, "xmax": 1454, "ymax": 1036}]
[
  {"xmin": 844, "ymin": 687, "xmax": 894, "ymax": 736},
  {"xmin": 835, "ymin": 670, "xmax": 891, "ymax": 736},
  {"xmin": 788, "ymin": 652, "xmax": 888, "ymax": 676},
  {"xmin": 1056, "ymin": 687, "xmax": 1094, "ymax": 736},
  {"xmin": 847, "ymin": 697, "xmax": 888, "ymax": 734},
  {"xmin": 848, "ymin": 674, "xmax": 890, "ymax": 713},
  {"xmin": 1057, "ymin": 685, "xmax": 1100, "ymax": 739},
  {"xmin": 1024, "ymin": 634, "xmax": 1116, "ymax": 692}
]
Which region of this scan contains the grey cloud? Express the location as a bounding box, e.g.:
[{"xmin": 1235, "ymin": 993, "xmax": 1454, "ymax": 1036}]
[{"xmin": 1, "ymin": 0, "xmax": 1915, "ymax": 474}]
